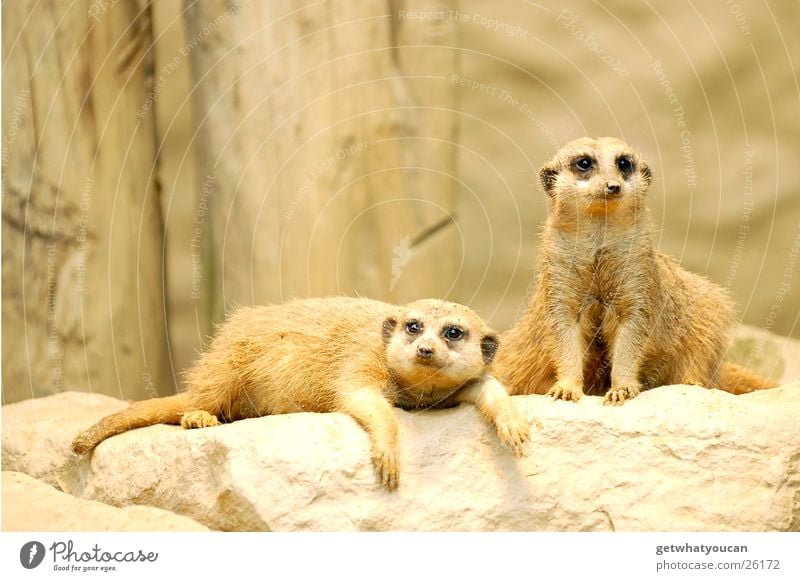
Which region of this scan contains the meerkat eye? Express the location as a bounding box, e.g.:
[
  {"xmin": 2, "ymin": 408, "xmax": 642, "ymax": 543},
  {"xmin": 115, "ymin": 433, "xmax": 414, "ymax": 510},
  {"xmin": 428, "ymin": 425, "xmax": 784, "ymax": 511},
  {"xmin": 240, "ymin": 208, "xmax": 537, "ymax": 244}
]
[
  {"xmin": 617, "ymin": 156, "xmax": 634, "ymax": 175},
  {"xmin": 443, "ymin": 326, "xmax": 464, "ymax": 341},
  {"xmin": 574, "ymin": 157, "xmax": 594, "ymax": 172},
  {"xmin": 405, "ymin": 321, "xmax": 421, "ymax": 335}
]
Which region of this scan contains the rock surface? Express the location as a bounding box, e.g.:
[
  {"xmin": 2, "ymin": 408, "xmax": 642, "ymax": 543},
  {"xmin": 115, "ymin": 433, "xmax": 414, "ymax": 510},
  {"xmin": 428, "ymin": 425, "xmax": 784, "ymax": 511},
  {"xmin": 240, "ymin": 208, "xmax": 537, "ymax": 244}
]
[
  {"xmin": 2, "ymin": 471, "xmax": 208, "ymax": 531},
  {"xmin": 731, "ymin": 325, "xmax": 799, "ymax": 385},
  {"xmin": 2, "ymin": 392, "xmax": 128, "ymax": 491},
  {"xmin": 3, "ymin": 383, "xmax": 799, "ymax": 532}
]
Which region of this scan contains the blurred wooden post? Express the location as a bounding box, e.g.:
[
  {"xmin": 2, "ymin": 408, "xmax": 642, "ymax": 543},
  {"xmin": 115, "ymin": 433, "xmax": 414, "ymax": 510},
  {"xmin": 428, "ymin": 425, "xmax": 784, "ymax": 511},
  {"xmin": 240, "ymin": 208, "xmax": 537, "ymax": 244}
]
[
  {"xmin": 1, "ymin": 0, "xmax": 173, "ymax": 402},
  {"xmin": 185, "ymin": 0, "xmax": 459, "ymax": 323}
]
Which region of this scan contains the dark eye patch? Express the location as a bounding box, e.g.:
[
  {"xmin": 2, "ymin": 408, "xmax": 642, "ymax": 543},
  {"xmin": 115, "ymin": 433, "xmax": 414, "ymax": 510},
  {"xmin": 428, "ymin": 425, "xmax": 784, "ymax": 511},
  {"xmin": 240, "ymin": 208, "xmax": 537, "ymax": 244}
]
[
  {"xmin": 443, "ymin": 326, "xmax": 464, "ymax": 341},
  {"xmin": 616, "ymin": 155, "xmax": 635, "ymax": 177},
  {"xmin": 573, "ymin": 156, "xmax": 594, "ymax": 173},
  {"xmin": 405, "ymin": 321, "xmax": 421, "ymax": 335}
]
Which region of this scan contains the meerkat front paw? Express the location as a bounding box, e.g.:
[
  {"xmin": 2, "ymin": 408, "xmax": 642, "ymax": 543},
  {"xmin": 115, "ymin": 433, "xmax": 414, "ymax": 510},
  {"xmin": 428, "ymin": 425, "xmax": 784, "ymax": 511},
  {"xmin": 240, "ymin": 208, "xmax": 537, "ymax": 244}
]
[
  {"xmin": 180, "ymin": 410, "xmax": 220, "ymax": 429},
  {"xmin": 372, "ymin": 445, "xmax": 399, "ymax": 491},
  {"xmin": 547, "ymin": 379, "xmax": 584, "ymax": 402},
  {"xmin": 494, "ymin": 410, "xmax": 532, "ymax": 456},
  {"xmin": 604, "ymin": 383, "xmax": 641, "ymax": 406}
]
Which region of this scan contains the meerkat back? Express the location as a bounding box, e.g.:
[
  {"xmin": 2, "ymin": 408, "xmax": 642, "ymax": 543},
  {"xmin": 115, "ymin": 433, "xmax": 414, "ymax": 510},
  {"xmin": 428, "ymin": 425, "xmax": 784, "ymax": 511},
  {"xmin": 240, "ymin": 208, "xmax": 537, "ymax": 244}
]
[{"xmin": 185, "ymin": 297, "xmax": 397, "ymax": 417}]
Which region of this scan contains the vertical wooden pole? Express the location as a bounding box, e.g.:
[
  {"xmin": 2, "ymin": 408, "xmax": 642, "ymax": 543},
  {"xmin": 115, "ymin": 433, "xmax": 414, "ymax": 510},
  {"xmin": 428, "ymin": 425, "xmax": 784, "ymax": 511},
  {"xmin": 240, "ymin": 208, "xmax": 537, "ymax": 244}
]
[
  {"xmin": 185, "ymin": 0, "xmax": 459, "ymax": 323},
  {"xmin": 2, "ymin": 0, "xmax": 173, "ymax": 402}
]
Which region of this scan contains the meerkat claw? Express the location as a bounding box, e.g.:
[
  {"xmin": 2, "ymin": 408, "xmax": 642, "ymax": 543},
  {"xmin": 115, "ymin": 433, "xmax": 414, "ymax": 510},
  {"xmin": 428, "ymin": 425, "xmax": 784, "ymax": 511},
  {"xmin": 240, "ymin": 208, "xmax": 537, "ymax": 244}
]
[
  {"xmin": 547, "ymin": 380, "xmax": 584, "ymax": 402},
  {"xmin": 496, "ymin": 414, "xmax": 531, "ymax": 456},
  {"xmin": 180, "ymin": 410, "xmax": 220, "ymax": 429},
  {"xmin": 603, "ymin": 384, "xmax": 640, "ymax": 406},
  {"xmin": 373, "ymin": 448, "xmax": 399, "ymax": 491}
]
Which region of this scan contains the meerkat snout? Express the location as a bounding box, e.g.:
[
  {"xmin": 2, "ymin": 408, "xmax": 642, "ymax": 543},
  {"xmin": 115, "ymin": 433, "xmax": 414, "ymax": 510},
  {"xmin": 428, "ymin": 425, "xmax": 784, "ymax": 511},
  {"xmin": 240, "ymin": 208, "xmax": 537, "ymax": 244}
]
[
  {"xmin": 416, "ymin": 344, "xmax": 434, "ymax": 359},
  {"xmin": 413, "ymin": 333, "xmax": 443, "ymax": 367},
  {"xmin": 412, "ymin": 325, "xmax": 454, "ymax": 368},
  {"xmin": 604, "ymin": 181, "xmax": 621, "ymax": 196}
]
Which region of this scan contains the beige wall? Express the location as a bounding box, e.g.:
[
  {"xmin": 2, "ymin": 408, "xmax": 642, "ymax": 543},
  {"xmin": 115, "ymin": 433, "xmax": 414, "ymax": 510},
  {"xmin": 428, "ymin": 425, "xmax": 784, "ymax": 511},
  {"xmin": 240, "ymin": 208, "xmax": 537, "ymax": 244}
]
[{"xmin": 152, "ymin": 0, "xmax": 799, "ymax": 387}]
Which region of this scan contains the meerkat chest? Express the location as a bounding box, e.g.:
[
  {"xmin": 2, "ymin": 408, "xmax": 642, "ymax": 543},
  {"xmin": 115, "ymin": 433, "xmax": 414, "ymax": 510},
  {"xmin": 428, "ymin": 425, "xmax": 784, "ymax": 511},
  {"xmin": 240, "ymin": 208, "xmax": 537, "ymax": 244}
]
[
  {"xmin": 587, "ymin": 246, "xmax": 628, "ymax": 298},
  {"xmin": 553, "ymin": 243, "xmax": 644, "ymax": 321}
]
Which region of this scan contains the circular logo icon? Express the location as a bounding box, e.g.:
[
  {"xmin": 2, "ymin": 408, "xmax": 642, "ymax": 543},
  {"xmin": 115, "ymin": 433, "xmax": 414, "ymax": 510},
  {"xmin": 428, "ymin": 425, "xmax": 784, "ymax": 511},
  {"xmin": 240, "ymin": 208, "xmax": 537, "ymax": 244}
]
[{"xmin": 20, "ymin": 541, "xmax": 46, "ymax": 569}]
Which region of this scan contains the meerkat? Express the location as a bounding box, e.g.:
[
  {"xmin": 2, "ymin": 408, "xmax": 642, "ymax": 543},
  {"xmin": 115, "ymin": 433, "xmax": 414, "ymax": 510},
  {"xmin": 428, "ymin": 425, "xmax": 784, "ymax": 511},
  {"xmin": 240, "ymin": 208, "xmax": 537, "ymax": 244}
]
[
  {"xmin": 72, "ymin": 297, "xmax": 530, "ymax": 490},
  {"xmin": 493, "ymin": 136, "xmax": 777, "ymax": 404}
]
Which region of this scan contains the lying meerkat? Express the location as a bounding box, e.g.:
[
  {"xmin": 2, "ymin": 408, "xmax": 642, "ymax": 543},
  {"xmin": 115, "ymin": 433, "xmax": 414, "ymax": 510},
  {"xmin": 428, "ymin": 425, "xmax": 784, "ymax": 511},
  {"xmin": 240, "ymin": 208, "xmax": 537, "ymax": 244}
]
[
  {"xmin": 494, "ymin": 136, "xmax": 777, "ymax": 405},
  {"xmin": 72, "ymin": 297, "xmax": 531, "ymax": 490}
]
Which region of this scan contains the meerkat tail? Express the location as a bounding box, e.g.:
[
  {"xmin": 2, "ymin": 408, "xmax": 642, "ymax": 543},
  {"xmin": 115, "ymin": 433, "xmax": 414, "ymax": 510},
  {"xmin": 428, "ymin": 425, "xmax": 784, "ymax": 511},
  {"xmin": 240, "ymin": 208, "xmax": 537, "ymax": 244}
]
[
  {"xmin": 718, "ymin": 362, "xmax": 779, "ymax": 394},
  {"xmin": 72, "ymin": 394, "xmax": 190, "ymax": 454}
]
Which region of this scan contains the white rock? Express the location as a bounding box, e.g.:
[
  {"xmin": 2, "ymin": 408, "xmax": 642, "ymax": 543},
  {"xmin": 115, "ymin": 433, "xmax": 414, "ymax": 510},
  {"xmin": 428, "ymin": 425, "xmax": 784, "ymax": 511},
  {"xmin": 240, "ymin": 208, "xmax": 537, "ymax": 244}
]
[
  {"xmin": 2, "ymin": 392, "xmax": 127, "ymax": 490},
  {"xmin": 2, "ymin": 471, "xmax": 208, "ymax": 531},
  {"xmin": 3, "ymin": 385, "xmax": 799, "ymax": 531},
  {"xmin": 731, "ymin": 324, "xmax": 800, "ymax": 385}
]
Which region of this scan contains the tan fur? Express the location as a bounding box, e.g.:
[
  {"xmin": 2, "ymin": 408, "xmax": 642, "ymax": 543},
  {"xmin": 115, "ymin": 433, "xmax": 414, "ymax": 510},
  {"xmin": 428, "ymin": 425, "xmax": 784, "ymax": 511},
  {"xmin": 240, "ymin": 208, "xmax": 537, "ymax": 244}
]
[
  {"xmin": 719, "ymin": 362, "xmax": 778, "ymax": 394},
  {"xmin": 494, "ymin": 136, "xmax": 777, "ymax": 404},
  {"xmin": 72, "ymin": 297, "xmax": 530, "ymax": 490}
]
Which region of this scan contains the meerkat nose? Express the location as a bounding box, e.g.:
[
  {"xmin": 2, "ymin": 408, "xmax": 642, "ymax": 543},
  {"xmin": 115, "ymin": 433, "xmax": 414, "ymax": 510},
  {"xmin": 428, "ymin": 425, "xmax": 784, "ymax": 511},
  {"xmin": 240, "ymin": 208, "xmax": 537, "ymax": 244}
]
[
  {"xmin": 605, "ymin": 181, "xmax": 621, "ymax": 195},
  {"xmin": 417, "ymin": 345, "xmax": 434, "ymax": 358}
]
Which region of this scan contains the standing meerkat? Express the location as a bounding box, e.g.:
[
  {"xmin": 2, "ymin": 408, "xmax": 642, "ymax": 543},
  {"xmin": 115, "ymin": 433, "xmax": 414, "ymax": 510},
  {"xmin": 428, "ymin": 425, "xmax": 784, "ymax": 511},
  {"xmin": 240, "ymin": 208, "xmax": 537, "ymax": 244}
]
[
  {"xmin": 72, "ymin": 297, "xmax": 530, "ymax": 490},
  {"xmin": 494, "ymin": 136, "xmax": 777, "ymax": 404}
]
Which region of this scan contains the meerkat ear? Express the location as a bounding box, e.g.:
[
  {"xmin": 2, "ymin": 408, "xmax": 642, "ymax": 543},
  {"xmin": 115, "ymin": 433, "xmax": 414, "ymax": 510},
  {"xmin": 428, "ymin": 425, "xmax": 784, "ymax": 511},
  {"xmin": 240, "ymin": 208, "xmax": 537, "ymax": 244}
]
[
  {"xmin": 539, "ymin": 163, "xmax": 559, "ymax": 196},
  {"xmin": 640, "ymin": 162, "xmax": 652, "ymax": 188},
  {"xmin": 382, "ymin": 317, "xmax": 397, "ymax": 344},
  {"xmin": 480, "ymin": 334, "xmax": 499, "ymax": 364}
]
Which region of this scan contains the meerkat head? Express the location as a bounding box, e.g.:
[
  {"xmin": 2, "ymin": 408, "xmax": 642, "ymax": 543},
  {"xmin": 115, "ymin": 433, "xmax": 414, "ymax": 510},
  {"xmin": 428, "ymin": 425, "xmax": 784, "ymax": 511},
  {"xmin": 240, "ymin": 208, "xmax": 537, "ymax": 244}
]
[
  {"xmin": 382, "ymin": 299, "xmax": 498, "ymax": 391},
  {"xmin": 539, "ymin": 137, "xmax": 652, "ymax": 218}
]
